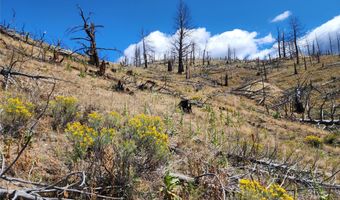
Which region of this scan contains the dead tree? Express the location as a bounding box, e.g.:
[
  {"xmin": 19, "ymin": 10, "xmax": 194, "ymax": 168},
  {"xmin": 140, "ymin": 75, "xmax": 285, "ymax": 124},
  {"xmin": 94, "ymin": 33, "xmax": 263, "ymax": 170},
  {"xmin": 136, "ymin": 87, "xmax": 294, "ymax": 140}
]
[
  {"xmin": 73, "ymin": 6, "xmax": 101, "ymax": 67},
  {"xmin": 262, "ymin": 62, "xmax": 267, "ymax": 81},
  {"xmin": 168, "ymin": 60, "xmax": 173, "ymax": 72},
  {"xmin": 277, "ymin": 27, "xmax": 281, "ymax": 59},
  {"xmin": 190, "ymin": 42, "xmax": 196, "ymax": 65},
  {"xmin": 202, "ymin": 41, "xmax": 208, "ymax": 66},
  {"xmin": 305, "ymin": 39, "xmax": 311, "ymax": 57},
  {"xmin": 315, "ymin": 36, "xmax": 321, "ymax": 63},
  {"xmin": 294, "ymin": 63, "xmax": 298, "ymax": 75},
  {"xmin": 224, "ymin": 73, "xmax": 228, "ymax": 86},
  {"xmin": 173, "ymin": 0, "xmax": 192, "ymax": 74},
  {"xmin": 289, "ymin": 16, "xmax": 302, "ymax": 64},
  {"xmin": 328, "ymin": 34, "xmax": 333, "ymax": 55},
  {"xmin": 282, "ymin": 31, "xmax": 286, "ymax": 58},
  {"xmin": 186, "ymin": 59, "xmax": 190, "ymax": 79},
  {"xmin": 141, "ymin": 29, "xmax": 153, "ymax": 69},
  {"xmin": 336, "ymin": 33, "xmax": 340, "ymax": 57},
  {"xmin": 134, "ymin": 45, "xmax": 141, "ymax": 67},
  {"xmin": 98, "ymin": 60, "xmax": 107, "ymax": 76}
]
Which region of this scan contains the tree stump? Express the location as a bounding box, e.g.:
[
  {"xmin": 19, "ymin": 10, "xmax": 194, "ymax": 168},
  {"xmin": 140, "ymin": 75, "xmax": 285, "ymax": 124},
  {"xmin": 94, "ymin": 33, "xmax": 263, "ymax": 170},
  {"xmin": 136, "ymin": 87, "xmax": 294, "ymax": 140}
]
[
  {"xmin": 97, "ymin": 61, "xmax": 106, "ymax": 76},
  {"xmin": 179, "ymin": 99, "xmax": 192, "ymax": 113},
  {"xmin": 168, "ymin": 60, "xmax": 173, "ymax": 72},
  {"xmin": 224, "ymin": 73, "xmax": 228, "ymax": 86},
  {"xmin": 115, "ymin": 80, "xmax": 124, "ymax": 91}
]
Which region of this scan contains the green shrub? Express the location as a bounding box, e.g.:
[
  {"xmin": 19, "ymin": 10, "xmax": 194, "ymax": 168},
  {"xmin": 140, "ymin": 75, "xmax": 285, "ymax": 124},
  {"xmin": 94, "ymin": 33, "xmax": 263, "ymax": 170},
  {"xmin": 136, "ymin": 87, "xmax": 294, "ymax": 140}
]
[
  {"xmin": 323, "ymin": 133, "xmax": 339, "ymax": 147},
  {"xmin": 50, "ymin": 96, "xmax": 79, "ymax": 130},
  {"xmin": 272, "ymin": 111, "xmax": 281, "ymax": 119},
  {"xmin": 304, "ymin": 135, "xmax": 322, "ymax": 148},
  {"xmin": 78, "ymin": 70, "xmax": 86, "ymax": 78}
]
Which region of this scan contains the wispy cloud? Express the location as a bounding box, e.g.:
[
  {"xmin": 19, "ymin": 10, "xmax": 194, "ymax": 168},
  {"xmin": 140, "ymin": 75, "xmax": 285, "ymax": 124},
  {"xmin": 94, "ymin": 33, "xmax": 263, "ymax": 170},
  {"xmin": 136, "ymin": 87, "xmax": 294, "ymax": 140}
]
[{"xmin": 271, "ymin": 10, "xmax": 292, "ymax": 23}]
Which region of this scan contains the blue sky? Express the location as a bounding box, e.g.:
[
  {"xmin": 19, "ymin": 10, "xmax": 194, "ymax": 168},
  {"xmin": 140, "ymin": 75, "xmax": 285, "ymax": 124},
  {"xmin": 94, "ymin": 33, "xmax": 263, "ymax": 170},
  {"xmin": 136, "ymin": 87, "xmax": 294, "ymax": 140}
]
[{"xmin": 1, "ymin": 0, "xmax": 339, "ymax": 60}]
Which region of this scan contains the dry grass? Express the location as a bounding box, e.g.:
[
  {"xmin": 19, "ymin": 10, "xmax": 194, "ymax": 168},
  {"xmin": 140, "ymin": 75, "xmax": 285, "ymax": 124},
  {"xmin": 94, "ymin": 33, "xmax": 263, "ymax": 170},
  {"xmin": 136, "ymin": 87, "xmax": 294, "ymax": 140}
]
[{"xmin": 0, "ymin": 32, "xmax": 339, "ymax": 199}]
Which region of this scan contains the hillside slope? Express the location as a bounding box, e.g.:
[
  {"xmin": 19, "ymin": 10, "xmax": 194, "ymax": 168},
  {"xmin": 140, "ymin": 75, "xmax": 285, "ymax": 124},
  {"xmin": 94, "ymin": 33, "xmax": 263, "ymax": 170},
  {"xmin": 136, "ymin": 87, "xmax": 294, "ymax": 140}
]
[{"xmin": 0, "ymin": 29, "xmax": 339, "ymax": 199}]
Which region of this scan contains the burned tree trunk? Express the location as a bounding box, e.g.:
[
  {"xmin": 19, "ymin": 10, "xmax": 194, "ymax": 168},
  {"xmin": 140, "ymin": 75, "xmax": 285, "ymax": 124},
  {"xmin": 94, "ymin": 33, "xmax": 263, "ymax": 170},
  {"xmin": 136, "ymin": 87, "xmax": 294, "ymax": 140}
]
[
  {"xmin": 294, "ymin": 88, "xmax": 304, "ymax": 114},
  {"xmin": 277, "ymin": 27, "xmax": 281, "ymax": 59},
  {"xmin": 173, "ymin": 0, "xmax": 192, "ymax": 74},
  {"xmin": 70, "ymin": 6, "xmax": 106, "ymax": 74},
  {"xmin": 179, "ymin": 99, "xmax": 192, "ymax": 113},
  {"xmin": 289, "ymin": 17, "xmax": 302, "ymax": 65},
  {"xmin": 186, "ymin": 60, "xmax": 190, "ymax": 79},
  {"xmin": 282, "ymin": 31, "xmax": 286, "ymax": 58},
  {"xmin": 224, "ymin": 73, "xmax": 228, "ymax": 86},
  {"xmin": 168, "ymin": 60, "xmax": 173, "ymax": 72},
  {"xmin": 294, "ymin": 63, "xmax": 298, "ymax": 75},
  {"xmin": 97, "ymin": 60, "xmax": 106, "ymax": 76}
]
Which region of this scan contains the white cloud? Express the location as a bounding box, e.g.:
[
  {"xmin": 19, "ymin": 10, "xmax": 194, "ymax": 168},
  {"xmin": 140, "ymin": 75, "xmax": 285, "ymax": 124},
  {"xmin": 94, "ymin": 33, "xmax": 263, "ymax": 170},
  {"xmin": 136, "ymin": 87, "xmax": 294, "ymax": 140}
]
[
  {"xmin": 121, "ymin": 15, "xmax": 340, "ymax": 62},
  {"xmin": 255, "ymin": 33, "xmax": 275, "ymax": 44},
  {"xmin": 120, "ymin": 28, "xmax": 275, "ymax": 62},
  {"xmin": 271, "ymin": 11, "xmax": 292, "ymax": 23},
  {"xmin": 301, "ymin": 15, "xmax": 340, "ymax": 53}
]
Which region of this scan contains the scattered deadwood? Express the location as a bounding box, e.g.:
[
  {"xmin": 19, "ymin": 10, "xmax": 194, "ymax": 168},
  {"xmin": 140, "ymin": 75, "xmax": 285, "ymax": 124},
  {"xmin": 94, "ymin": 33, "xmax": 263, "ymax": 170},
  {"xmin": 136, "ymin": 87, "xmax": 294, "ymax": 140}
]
[
  {"xmin": 299, "ymin": 119, "xmax": 340, "ymax": 125},
  {"xmin": 166, "ymin": 148, "xmax": 340, "ymax": 198},
  {"xmin": 138, "ymin": 80, "xmax": 156, "ymax": 91}
]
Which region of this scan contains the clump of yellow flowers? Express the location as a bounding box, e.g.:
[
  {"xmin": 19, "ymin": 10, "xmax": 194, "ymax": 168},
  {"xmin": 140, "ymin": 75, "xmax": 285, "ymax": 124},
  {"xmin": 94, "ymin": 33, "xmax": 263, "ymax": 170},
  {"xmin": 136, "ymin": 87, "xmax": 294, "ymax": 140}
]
[
  {"xmin": 128, "ymin": 114, "xmax": 169, "ymax": 149},
  {"xmin": 2, "ymin": 97, "xmax": 33, "ymax": 117},
  {"xmin": 87, "ymin": 111, "xmax": 103, "ymax": 129},
  {"xmin": 65, "ymin": 110, "xmax": 169, "ymax": 165},
  {"xmin": 52, "ymin": 96, "xmax": 78, "ymax": 107},
  {"xmin": 0, "ymin": 97, "xmax": 34, "ymax": 135},
  {"xmin": 239, "ymin": 179, "xmax": 293, "ymax": 200},
  {"xmin": 65, "ymin": 120, "xmax": 115, "ymax": 159},
  {"xmin": 304, "ymin": 135, "xmax": 322, "ymax": 148},
  {"xmin": 50, "ymin": 96, "xmax": 79, "ymax": 130}
]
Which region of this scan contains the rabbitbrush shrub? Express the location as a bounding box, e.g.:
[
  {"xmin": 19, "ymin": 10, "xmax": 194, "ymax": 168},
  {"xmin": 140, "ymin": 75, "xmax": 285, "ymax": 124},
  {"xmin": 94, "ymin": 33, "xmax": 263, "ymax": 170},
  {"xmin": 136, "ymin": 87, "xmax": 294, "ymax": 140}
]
[
  {"xmin": 50, "ymin": 96, "xmax": 79, "ymax": 130},
  {"xmin": 304, "ymin": 135, "xmax": 322, "ymax": 148},
  {"xmin": 0, "ymin": 97, "xmax": 34, "ymax": 136},
  {"xmin": 239, "ymin": 179, "xmax": 293, "ymax": 200},
  {"xmin": 65, "ymin": 112, "xmax": 169, "ymax": 199}
]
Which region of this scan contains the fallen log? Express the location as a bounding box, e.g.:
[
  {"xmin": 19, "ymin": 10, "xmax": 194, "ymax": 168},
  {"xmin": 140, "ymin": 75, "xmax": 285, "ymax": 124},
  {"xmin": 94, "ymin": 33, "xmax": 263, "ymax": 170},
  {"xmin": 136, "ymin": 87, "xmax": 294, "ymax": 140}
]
[
  {"xmin": 298, "ymin": 119, "xmax": 340, "ymax": 125},
  {"xmin": 0, "ymin": 189, "xmax": 47, "ymax": 200}
]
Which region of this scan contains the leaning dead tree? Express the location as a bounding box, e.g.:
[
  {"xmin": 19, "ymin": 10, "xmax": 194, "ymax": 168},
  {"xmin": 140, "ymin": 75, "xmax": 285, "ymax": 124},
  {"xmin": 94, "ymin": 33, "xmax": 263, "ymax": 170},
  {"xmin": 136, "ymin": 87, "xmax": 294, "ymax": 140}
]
[{"xmin": 173, "ymin": 0, "xmax": 193, "ymax": 75}]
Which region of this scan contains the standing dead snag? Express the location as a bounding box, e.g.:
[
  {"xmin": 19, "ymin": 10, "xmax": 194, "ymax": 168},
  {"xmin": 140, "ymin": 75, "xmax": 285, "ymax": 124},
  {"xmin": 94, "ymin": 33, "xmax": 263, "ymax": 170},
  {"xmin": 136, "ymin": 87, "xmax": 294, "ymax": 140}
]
[
  {"xmin": 141, "ymin": 29, "xmax": 150, "ymax": 69},
  {"xmin": 167, "ymin": 60, "xmax": 173, "ymax": 72},
  {"xmin": 289, "ymin": 16, "xmax": 303, "ymax": 65},
  {"xmin": 70, "ymin": 6, "xmax": 112, "ymax": 76},
  {"xmin": 78, "ymin": 7, "xmax": 100, "ymax": 67},
  {"xmin": 224, "ymin": 73, "xmax": 228, "ymax": 86},
  {"xmin": 282, "ymin": 31, "xmax": 286, "ymax": 58},
  {"xmin": 173, "ymin": 0, "xmax": 193, "ymax": 74},
  {"xmin": 294, "ymin": 63, "xmax": 298, "ymax": 75},
  {"xmin": 277, "ymin": 27, "xmax": 281, "ymax": 59}
]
